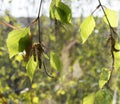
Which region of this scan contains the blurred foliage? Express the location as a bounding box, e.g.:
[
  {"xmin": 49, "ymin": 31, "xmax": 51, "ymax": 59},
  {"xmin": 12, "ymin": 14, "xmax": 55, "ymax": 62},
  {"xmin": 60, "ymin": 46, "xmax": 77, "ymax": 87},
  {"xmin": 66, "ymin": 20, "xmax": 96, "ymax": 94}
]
[{"xmin": 0, "ymin": 1, "xmax": 120, "ymax": 104}]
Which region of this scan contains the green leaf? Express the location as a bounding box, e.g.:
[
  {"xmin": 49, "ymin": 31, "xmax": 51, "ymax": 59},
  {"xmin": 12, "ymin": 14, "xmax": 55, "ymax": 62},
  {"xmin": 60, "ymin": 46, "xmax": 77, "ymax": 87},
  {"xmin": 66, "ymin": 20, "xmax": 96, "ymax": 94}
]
[
  {"xmin": 43, "ymin": 53, "xmax": 49, "ymax": 60},
  {"xmin": 99, "ymin": 68, "xmax": 111, "ymax": 88},
  {"xmin": 103, "ymin": 8, "xmax": 118, "ymax": 27},
  {"xmin": 19, "ymin": 34, "xmax": 32, "ymax": 52},
  {"xmin": 50, "ymin": 51, "xmax": 62, "ymax": 71},
  {"xmin": 4, "ymin": 15, "xmax": 10, "ymax": 22},
  {"xmin": 95, "ymin": 89, "xmax": 113, "ymax": 104},
  {"xmin": 114, "ymin": 43, "xmax": 120, "ymax": 69},
  {"xmin": 49, "ymin": 0, "xmax": 61, "ymax": 19},
  {"xmin": 14, "ymin": 54, "xmax": 23, "ymax": 62},
  {"xmin": 80, "ymin": 15, "xmax": 95, "ymax": 44},
  {"xmin": 56, "ymin": 2, "xmax": 72, "ymax": 24},
  {"xmin": 50, "ymin": 1, "xmax": 72, "ymax": 24},
  {"xmin": 33, "ymin": 96, "xmax": 39, "ymax": 103},
  {"xmin": 83, "ymin": 93, "xmax": 95, "ymax": 104},
  {"xmin": 49, "ymin": 34, "xmax": 56, "ymax": 41},
  {"xmin": 6, "ymin": 28, "xmax": 30, "ymax": 58},
  {"xmin": 49, "ymin": 0, "xmax": 56, "ymax": 19},
  {"xmin": 26, "ymin": 55, "xmax": 38, "ymax": 81}
]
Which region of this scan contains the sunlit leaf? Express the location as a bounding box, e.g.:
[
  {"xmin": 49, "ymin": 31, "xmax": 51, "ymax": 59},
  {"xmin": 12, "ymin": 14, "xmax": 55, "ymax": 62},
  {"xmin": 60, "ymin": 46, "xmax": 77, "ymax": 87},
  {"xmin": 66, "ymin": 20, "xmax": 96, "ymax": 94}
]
[
  {"xmin": 80, "ymin": 15, "xmax": 95, "ymax": 44},
  {"xmin": 83, "ymin": 93, "xmax": 95, "ymax": 104},
  {"xmin": 6, "ymin": 28, "xmax": 30, "ymax": 58},
  {"xmin": 99, "ymin": 68, "xmax": 111, "ymax": 89},
  {"xmin": 103, "ymin": 8, "xmax": 118, "ymax": 27},
  {"xmin": 50, "ymin": 51, "xmax": 62, "ymax": 71},
  {"xmin": 32, "ymin": 83, "xmax": 38, "ymax": 89},
  {"xmin": 14, "ymin": 54, "xmax": 23, "ymax": 62},
  {"xmin": 0, "ymin": 51, "xmax": 3, "ymax": 56},
  {"xmin": 114, "ymin": 43, "xmax": 120, "ymax": 70},
  {"xmin": 49, "ymin": 34, "xmax": 56, "ymax": 41},
  {"xmin": 33, "ymin": 96, "xmax": 39, "ymax": 103},
  {"xmin": 26, "ymin": 55, "xmax": 38, "ymax": 81},
  {"xmin": 57, "ymin": 89, "xmax": 65, "ymax": 95},
  {"xmin": 95, "ymin": 89, "xmax": 113, "ymax": 104}
]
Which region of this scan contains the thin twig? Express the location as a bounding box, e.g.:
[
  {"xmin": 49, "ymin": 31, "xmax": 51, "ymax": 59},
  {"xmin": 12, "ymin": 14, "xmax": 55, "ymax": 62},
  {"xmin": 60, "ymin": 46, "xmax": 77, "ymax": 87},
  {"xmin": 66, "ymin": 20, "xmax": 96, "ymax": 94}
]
[
  {"xmin": 98, "ymin": 0, "xmax": 111, "ymax": 28},
  {"xmin": 91, "ymin": 4, "xmax": 101, "ymax": 15},
  {"xmin": 38, "ymin": 0, "xmax": 43, "ymax": 43},
  {"xmin": 43, "ymin": 61, "xmax": 55, "ymax": 78},
  {"xmin": 0, "ymin": 21, "xmax": 19, "ymax": 29},
  {"xmin": 98, "ymin": 0, "xmax": 116, "ymax": 86}
]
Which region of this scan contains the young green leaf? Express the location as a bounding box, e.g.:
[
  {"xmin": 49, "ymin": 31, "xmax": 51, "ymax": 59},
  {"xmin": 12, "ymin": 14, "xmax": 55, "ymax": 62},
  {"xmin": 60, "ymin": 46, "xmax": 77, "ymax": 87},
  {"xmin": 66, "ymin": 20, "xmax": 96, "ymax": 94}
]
[
  {"xmin": 14, "ymin": 54, "xmax": 23, "ymax": 62},
  {"xmin": 33, "ymin": 96, "xmax": 39, "ymax": 103},
  {"xmin": 114, "ymin": 43, "xmax": 120, "ymax": 70},
  {"xmin": 50, "ymin": 1, "xmax": 72, "ymax": 24},
  {"xmin": 26, "ymin": 55, "xmax": 38, "ymax": 81},
  {"xmin": 19, "ymin": 34, "xmax": 32, "ymax": 52},
  {"xmin": 49, "ymin": 0, "xmax": 60, "ymax": 19},
  {"xmin": 83, "ymin": 93, "xmax": 95, "ymax": 104},
  {"xmin": 99, "ymin": 68, "xmax": 111, "ymax": 89},
  {"xmin": 49, "ymin": 0, "xmax": 56, "ymax": 19},
  {"xmin": 50, "ymin": 51, "xmax": 62, "ymax": 71},
  {"xmin": 59, "ymin": 2, "xmax": 71, "ymax": 23},
  {"xmin": 103, "ymin": 8, "xmax": 118, "ymax": 27},
  {"xmin": 80, "ymin": 15, "xmax": 95, "ymax": 44},
  {"xmin": 6, "ymin": 28, "xmax": 30, "ymax": 58},
  {"xmin": 95, "ymin": 89, "xmax": 113, "ymax": 104}
]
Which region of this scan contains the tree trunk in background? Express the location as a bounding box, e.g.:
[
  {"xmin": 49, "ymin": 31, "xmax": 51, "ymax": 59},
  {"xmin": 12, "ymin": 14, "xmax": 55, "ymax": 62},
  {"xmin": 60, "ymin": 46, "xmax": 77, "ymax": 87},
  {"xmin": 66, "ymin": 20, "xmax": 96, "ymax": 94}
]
[{"xmin": 61, "ymin": 39, "xmax": 77, "ymax": 82}]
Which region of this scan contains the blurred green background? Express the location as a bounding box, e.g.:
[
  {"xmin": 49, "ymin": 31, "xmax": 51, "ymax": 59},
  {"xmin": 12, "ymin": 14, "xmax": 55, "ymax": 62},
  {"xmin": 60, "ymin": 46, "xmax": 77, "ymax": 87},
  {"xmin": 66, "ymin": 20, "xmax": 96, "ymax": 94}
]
[{"xmin": 0, "ymin": 0, "xmax": 120, "ymax": 104}]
